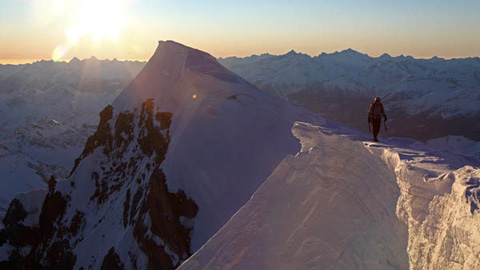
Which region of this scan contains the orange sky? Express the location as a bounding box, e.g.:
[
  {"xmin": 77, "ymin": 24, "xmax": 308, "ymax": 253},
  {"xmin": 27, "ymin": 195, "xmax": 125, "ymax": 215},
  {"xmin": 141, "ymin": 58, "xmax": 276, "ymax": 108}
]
[{"xmin": 1, "ymin": 0, "xmax": 479, "ymax": 64}]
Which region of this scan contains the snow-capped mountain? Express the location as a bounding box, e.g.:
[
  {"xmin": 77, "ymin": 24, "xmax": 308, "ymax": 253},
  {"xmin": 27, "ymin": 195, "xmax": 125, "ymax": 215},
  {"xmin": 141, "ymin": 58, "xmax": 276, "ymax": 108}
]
[
  {"xmin": 179, "ymin": 122, "xmax": 480, "ymax": 270},
  {"xmin": 0, "ymin": 59, "xmax": 144, "ymax": 215},
  {"xmin": 219, "ymin": 51, "xmax": 480, "ymax": 141},
  {"xmin": 0, "ymin": 41, "xmax": 320, "ymax": 269},
  {"xmin": 0, "ymin": 58, "xmax": 144, "ymax": 130}
]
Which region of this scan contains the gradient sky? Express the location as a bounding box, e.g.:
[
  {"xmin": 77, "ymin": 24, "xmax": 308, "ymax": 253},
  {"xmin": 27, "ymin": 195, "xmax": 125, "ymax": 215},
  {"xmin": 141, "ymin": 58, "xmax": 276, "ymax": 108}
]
[{"xmin": 1, "ymin": 0, "xmax": 480, "ymax": 63}]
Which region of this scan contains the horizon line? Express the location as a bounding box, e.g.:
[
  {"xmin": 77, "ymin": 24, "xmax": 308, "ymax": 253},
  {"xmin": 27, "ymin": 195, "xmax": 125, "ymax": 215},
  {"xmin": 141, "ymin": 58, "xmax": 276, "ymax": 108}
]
[{"xmin": 2, "ymin": 49, "xmax": 479, "ymax": 65}]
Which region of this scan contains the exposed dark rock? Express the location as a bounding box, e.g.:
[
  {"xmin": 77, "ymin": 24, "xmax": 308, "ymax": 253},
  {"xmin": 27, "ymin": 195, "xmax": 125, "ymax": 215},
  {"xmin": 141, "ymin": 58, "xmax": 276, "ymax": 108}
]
[
  {"xmin": 38, "ymin": 188, "xmax": 68, "ymax": 241},
  {"xmin": 101, "ymin": 247, "xmax": 125, "ymax": 270},
  {"xmin": 2, "ymin": 199, "xmax": 27, "ymax": 227},
  {"xmin": 137, "ymin": 99, "xmax": 171, "ymax": 163},
  {"xmin": 47, "ymin": 175, "xmax": 57, "ymax": 191},
  {"xmin": 70, "ymin": 105, "xmax": 115, "ymax": 176},
  {"xmin": 44, "ymin": 239, "xmax": 76, "ymax": 270},
  {"xmin": 123, "ymin": 189, "xmax": 131, "ymax": 228},
  {"xmin": 131, "ymin": 167, "xmax": 198, "ymax": 269},
  {"xmin": 147, "ymin": 168, "xmax": 198, "ymax": 256},
  {"xmin": 69, "ymin": 211, "xmax": 85, "ymax": 236},
  {"xmin": 90, "ymin": 178, "xmax": 109, "ymax": 204},
  {"xmin": 84, "ymin": 105, "xmax": 114, "ymax": 156},
  {"xmin": 155, "ymin": 112, "xmax": 173, "ymax": 130},
  {"xmin": 0, "ymin": 199, "xmax": 38, "ymax": 248},
  {"xmin": 1, "ymin": 99, "xmax": 198, "ymax": 270},
  {"xmin": 114, "ymin": 112, "xmax": 134, "ymax": 149},
  {"xmin": 0, "ymin": 183, "xmax": 73, "ymax": 270},
  {"xmin": 92, "ymin": 171, "xmax": 100, "ymax": 181}
]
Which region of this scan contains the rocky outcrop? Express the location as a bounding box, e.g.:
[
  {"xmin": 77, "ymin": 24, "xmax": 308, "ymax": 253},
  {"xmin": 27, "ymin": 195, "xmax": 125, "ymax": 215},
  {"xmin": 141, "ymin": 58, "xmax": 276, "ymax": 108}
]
[
  {"xmin": 0, "ymin": 177, "xmax": 74, "ymax": 270},
  {"xmin": 101, "ymin": 248, "xmax": 125, "ymax": 270},
  {"xmin": 0, "ymin": 99, "xmax": 198, "ymax": 270},
  {"xmin": 133, "ymin": 167, "xmax": 197, "ymax": 269}
]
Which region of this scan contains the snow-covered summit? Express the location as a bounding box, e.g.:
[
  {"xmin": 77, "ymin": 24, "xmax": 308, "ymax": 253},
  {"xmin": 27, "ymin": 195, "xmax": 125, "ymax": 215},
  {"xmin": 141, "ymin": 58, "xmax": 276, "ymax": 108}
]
[
  {"xmin": 114, "ymin": 40, "xmax": 255, "ymax": 111},
  {"xmin": 113, "ymin": 39, "xmax": 323, "ymax": 251},
  {"xmin": 0, "ymin": 41, "xmax": 321, "ymax": 269}
]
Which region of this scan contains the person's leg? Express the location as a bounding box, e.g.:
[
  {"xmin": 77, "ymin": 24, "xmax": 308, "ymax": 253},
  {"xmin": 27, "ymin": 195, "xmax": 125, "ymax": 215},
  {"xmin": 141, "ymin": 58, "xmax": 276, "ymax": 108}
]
[{"xmin": 373, "ymin": 119, "xmax": 381, "ymax": 141}]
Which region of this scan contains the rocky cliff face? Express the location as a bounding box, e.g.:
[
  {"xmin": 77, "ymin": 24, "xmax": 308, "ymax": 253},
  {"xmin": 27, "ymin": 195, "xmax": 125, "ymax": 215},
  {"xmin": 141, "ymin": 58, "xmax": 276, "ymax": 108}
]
[{"xmin": 0, "ymin": 98, "xmax": 197, "ymax": 269}]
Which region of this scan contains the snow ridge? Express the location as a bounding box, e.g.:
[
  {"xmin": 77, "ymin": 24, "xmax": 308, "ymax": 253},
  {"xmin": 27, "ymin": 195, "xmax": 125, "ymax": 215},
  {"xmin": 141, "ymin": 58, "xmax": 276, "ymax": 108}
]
[
  {"xmin": 179, "ymin": 122, "xmax": 480, "ymax": 270},
  {"xmin": 378, "ymin": 142, "xmax": 480, "ymax": 269}
]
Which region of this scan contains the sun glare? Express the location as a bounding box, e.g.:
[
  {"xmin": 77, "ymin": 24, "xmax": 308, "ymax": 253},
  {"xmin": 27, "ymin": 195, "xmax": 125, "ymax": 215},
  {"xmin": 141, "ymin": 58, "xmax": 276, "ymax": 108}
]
[
  {"xmin": 48, "ymin": 0, "xmax": 131, "ymax": 61},
  {"xmin": 67, "ymin": 0, "xmax": 125, "ymax": 43}
]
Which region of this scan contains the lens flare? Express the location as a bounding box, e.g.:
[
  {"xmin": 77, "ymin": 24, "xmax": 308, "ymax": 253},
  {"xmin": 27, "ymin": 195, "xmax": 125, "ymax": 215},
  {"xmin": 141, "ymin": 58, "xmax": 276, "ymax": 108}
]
[{"xmin": 52, "ymin": 44, "xmax": 67, "ymax": 61}]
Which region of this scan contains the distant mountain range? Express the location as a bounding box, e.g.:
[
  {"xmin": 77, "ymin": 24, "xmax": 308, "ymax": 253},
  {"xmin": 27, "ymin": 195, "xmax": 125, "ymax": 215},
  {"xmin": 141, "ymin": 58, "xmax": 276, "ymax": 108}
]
[
  {"xmin": 219, "ymin": 49, "xmax": 480, "ymax": 141},
  {"xmin": 0, "ymin": 58, "xmax": 144, "ymax": 214}
]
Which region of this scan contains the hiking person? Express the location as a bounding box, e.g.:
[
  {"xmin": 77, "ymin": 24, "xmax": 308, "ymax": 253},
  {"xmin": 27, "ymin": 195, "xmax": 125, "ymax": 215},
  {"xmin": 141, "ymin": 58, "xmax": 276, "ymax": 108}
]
[{"xmin": 368, "ymin": 97, "xmax": 387, "ymax": 142}]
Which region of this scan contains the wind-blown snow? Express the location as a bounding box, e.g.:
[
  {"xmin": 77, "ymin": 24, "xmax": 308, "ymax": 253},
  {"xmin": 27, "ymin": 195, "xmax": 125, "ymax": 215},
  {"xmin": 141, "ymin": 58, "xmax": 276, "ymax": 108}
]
[{"xmin": 179, "ymin": 122, "xmax": 480, "ymax": 270}]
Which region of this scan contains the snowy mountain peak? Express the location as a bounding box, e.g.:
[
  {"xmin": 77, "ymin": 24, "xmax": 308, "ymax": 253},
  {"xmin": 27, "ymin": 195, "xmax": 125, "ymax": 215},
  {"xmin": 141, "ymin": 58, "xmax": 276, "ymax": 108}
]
[
  {"xmin": 155, "ymin": 40, "xmax": 246, "ymax": 82},
  {"xmin": 430, "ymin": 56, "xmax": 445, "ymax": 61},
  {"xmin": 152, "ymin": 40, "xmax": 228, "ymax": 72},
  {"xmin": 379, "ymin": 52, "xmax": 392, "ymax": 58},
  {"xmin": 113, "ymin": 40, "xmax": 252, "ymax": 112},
  {"xmin": 285, "ymin": 49, "xmax": 299, "ymax": 56},
  {"xmin": 341, "ymin": 48, "xmax": 357, "ymax": 53},
  {"xmin": 0, "ymin": 41, "xmax": 321, "ymax": 269},
  {"xmin": 69, "ymin": 57, "xmax": 81, "ymax": 64},
  {"xmin": 337, "ymin": 48, "xmax": 368, "ymax": 57}
]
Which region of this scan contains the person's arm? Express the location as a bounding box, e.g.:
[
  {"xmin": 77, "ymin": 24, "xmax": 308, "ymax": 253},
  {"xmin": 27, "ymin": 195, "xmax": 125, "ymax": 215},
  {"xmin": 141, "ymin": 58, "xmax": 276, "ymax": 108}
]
[
  {"xmin": 381, "ymin": 104, "xmax": 387, "ymax": 121},
  {"xmin": 368, "ymin": 104, "xmax": 373, "ymax": 122}
]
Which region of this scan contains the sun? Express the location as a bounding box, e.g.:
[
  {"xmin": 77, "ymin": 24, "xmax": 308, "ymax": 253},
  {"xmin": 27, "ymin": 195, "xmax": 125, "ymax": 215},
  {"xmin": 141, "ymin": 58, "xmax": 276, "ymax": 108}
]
[
  {"xmin": 67, "ymin": 0, "xmax": 126, "ymax": 43},
  {"xmin": 51, "ymin": 0, "xmax": 130, "ymax": 60}
]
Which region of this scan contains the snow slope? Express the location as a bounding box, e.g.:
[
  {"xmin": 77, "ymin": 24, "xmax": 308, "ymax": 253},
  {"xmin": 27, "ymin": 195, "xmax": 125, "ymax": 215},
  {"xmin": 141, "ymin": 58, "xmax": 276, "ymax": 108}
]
[
  {"xmin": 179, "ymin": 122, "xmax": 480, "ymax": 270},
  {"xmin": 220, "ymin": 51, "xmax": 480, "ymax": 141},
  {"xmin": 0, "ymin": 59, "xmax": 144, "ymax": 216}
]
